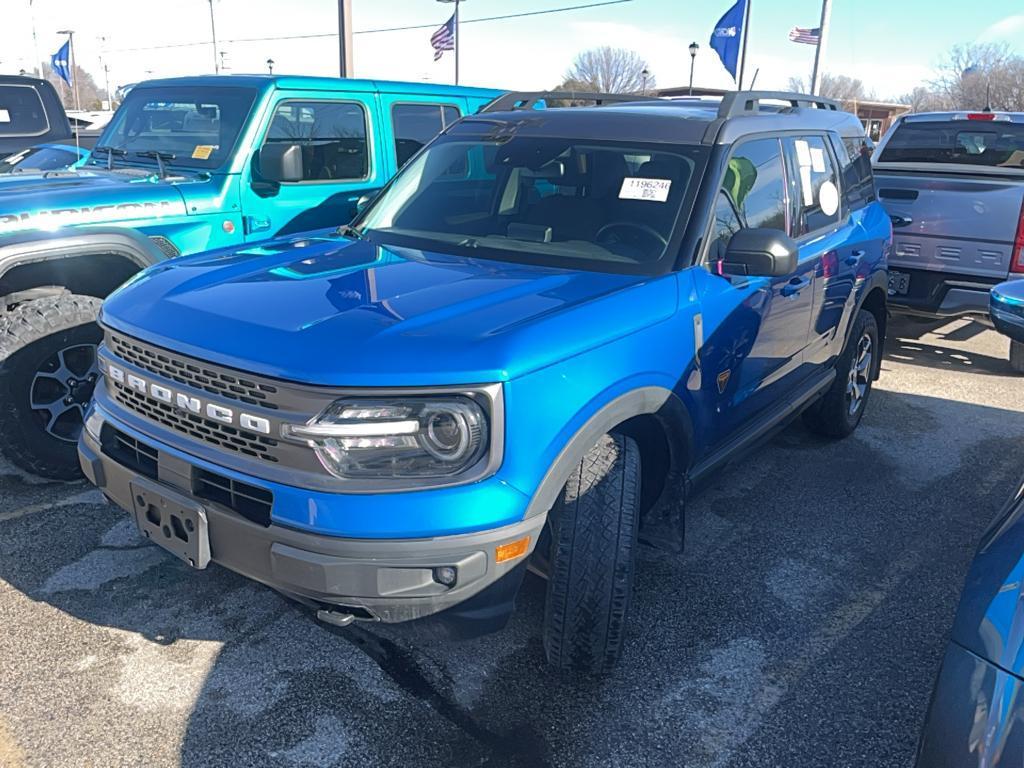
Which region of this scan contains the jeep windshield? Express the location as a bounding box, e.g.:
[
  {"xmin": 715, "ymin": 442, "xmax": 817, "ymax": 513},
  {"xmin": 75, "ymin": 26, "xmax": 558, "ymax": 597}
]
[
  {"xmin": 89, "ymin": 85, "xmax": 257, "ymax": 171},
  {"xmin": 356, "ymin": 133, "xmax": 708, "ymax": 274}
]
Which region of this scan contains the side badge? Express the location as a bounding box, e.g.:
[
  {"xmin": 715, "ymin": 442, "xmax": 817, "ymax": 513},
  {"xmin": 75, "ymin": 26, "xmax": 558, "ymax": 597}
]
[{"xmin": 716, "ymin": 369, "xmax": 731, "ymax": 394}]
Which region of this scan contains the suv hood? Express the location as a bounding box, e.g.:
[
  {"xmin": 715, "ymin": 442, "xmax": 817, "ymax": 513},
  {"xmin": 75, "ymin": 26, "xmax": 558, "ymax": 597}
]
[
  {"xmin": 101, "ymin": 234, "xmax": 677, "ymax": 386},
  {"xmin": 0, "ymin": 168, "xmax": 189, "ymax": 234}
]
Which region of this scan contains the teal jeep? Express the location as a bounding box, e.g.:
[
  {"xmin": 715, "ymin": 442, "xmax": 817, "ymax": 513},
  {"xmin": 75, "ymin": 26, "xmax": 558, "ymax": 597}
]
[{"xmin": 0, "ymin": 75, "xmax": 500, "ymax": 478}]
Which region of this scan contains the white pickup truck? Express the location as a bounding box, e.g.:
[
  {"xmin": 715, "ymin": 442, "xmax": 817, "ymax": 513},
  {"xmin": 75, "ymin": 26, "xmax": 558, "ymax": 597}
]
[{"xmin": 872, "ymin": 111, "xmax": 1024, "ymax": 370}]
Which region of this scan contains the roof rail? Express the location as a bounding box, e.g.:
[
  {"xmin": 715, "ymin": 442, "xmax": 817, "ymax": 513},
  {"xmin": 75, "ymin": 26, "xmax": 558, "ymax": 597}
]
[
  {"xmin": 716, "ymin": 90, "xmax": 840, "ymax": 119},
  {"xmin": 480, "ymin": 90, "xmax": 659, "ymax": 113}
]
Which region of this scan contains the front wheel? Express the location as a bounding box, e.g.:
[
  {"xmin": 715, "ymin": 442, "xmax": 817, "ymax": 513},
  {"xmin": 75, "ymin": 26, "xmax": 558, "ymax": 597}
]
[
  {"xmin": 0, "ymin": 294, "xmax": 103, "ymax": 479},
  {"xmin": 542, "ymin": 432, "xmax": 640, "ymax": 674},
  {"xmin": 803, "ymin": 309, "xmax": 879, "ymax": 439}
]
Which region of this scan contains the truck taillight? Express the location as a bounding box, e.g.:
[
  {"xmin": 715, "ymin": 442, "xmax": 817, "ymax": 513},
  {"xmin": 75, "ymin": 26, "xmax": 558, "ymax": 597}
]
[{"xmin": 1013, "ymin": 200, "xmax": 1024, "ymax": 274}]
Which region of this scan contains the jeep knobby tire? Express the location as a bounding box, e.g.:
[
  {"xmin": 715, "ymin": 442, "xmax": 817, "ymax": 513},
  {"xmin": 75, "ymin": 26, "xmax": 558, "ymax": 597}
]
[
  {"xmin": 803, "ymin": 308, "xmax": 879, "ymax": 438},
  {"xmin": 0, "ymin": 294, "xmax": 102, "ymax": 479},
  {"xmin": 543, "ymin": 432, "xmax": 640, "ymax": 674}
]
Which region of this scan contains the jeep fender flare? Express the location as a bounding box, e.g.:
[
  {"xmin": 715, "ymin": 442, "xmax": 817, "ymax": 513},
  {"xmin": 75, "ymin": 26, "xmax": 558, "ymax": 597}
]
[
  {"xmin": 523, "ymin": 384, "xmax": 694, "ymax": 523},
  {"xmin": 0, "ymin": 228, "xmax": 167, "ymax": 301}
]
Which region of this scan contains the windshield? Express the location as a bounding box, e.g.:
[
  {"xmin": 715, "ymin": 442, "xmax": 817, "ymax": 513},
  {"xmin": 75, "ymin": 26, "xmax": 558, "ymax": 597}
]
[
  {"xmin": 356, "ymin": 134, "xmax": 707, "ymax": 274},
  {"xmin": 91, "ymin": 85, "xmax": 257, "ymax": 170},
  {"xmin": 878, "ymin": 119, "xmax": 1024, "ymax": 169}
]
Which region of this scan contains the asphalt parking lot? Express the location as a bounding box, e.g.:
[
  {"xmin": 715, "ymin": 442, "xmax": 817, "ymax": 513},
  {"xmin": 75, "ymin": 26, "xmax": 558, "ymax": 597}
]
[{"xmin": 1, "ymin": 315, "xmax": 1022, "ymax": 768}]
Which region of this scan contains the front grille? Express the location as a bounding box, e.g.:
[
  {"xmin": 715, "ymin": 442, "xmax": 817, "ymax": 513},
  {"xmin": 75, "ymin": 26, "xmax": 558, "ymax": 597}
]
[
  {"xmin": 110, "ymin": 380, "xmax": 280, "ymax": 463},
  {"xmin": 107, "ymin": 333, "xmax": 280, "ymax": 410},
  {"xmin": 194, "ymin": 469, "xmax": 272, "ymax": 527},
  {"xmin": 100, "ymin": 424, "xmax": 273, "ymax": 525},
  {"xmin": 100, "ymin": 423, "xmax": 158, "ymax": 479}
]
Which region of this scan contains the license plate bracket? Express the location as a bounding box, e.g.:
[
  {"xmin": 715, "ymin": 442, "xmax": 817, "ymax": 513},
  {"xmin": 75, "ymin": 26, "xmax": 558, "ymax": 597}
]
[
  {"xmin": 888, "ymin": 270, "xmax": 911, "ymax": 296},
  {"xmin": 130, "ymin": 477, "xmax": 211, "ymax": 569}
]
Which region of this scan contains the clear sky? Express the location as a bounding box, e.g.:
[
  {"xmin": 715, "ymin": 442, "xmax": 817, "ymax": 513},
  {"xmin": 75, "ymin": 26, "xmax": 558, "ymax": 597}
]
[{"xmin": 2, "ymin": 0, "xmax": 1022, "ymax": 101}]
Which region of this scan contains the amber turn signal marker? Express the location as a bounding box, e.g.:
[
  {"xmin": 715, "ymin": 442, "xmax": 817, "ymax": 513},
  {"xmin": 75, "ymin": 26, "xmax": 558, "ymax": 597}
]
[{"xmin": 495, "ymin": 535, "xmax": 530, "ymax": 564}]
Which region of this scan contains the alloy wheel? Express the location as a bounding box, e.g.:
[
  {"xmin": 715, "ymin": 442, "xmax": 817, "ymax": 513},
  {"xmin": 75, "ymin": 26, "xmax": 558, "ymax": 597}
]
[
  {"xmin": 846, "ymin": 332, "xmax": 873, "ymax": 416},
  {"xmin": 30, "ymin": 343, "xmax": 99, "ymax": 442}
]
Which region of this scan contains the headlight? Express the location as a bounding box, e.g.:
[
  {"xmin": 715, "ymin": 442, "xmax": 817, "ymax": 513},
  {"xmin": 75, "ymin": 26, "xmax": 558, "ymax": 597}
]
[{"xmin": 282, "ymin": 395, "xmax": 491, "ymax": 482}]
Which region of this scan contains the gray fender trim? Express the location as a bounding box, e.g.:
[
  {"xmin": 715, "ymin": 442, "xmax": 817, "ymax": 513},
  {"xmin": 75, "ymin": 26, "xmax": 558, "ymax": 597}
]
[
  {"xmin": 0, "ymin": 227, "xmax": 166, "ymax": 278},
  {"xmin": 523, "ymin": 386, "xmax": 674, "ymax": 519}
]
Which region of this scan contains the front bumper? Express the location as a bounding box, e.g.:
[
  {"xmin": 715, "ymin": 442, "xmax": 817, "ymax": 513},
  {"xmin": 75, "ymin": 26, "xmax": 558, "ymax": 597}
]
[{"xmin": 78, "ymin": 410, "xmax": 545, "ymax": 628}]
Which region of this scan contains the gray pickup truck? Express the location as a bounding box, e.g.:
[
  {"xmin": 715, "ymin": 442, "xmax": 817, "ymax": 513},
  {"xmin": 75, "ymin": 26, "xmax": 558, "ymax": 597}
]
[{"xmin": 872, "ymin": 111, "xmax": 1024, "ymax": 371}]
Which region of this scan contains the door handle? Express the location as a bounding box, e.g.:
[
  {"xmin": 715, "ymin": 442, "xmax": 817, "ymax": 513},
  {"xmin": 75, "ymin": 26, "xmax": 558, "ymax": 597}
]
[
  {"xmin": 845, "ymin": 250, "xmax": 865, "ymax": 266},
  {"xmin": 781, "ymin": 276, "xmax": 811, "ymax": 297},
  {"xmin": 890, "ymin": 214, "xmax": 913, "ymax": 228}
]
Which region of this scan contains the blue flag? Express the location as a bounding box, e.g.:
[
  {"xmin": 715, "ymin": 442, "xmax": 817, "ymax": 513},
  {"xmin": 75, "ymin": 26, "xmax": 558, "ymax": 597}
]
[
  {"xmin": 710, "ymin": 0, "xmax": 746, "ymax": 81},
  {"xmin": 51, "ymin": 40, "xmax": 71, "ymax": 86}
]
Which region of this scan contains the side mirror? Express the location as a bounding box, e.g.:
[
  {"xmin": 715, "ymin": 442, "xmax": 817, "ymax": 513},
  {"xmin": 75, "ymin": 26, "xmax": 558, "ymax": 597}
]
[
  {"xmin": 258, "ymin": 143, "xmax": 304, "ymax": 183},
  {"xmin": 991, "ymin": 280, "xmax": 1024, "ymax": 344},
  {"xmin": 722, "ymin": 228, "xmax": 799, "ymax": 278}
]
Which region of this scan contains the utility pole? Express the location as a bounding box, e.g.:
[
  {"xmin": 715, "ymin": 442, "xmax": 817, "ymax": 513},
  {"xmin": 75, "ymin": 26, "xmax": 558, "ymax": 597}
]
[
  {"xmin": 208, "ymin": 0, "xmax": 220, "ymax": 74},
  {"xmin": 736, "ymin": 0, "xmax": 751, "ymax": 90},
  {"xmin": 810, "ymin": 0, "xmax": 832, "ymax": 96},
  {"xmin": 337, "ymin": 0, "xmax": 353, "ymax": 77},
  {"xmin": 29, "ymin": 0, "xmax": 45, "ymax": 78}
]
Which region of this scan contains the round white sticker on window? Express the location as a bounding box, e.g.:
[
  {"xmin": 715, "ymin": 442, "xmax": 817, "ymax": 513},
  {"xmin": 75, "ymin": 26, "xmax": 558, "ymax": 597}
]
[{"xmin": 819, "ymin": 180, "xmax": 839, "ymax": 217}]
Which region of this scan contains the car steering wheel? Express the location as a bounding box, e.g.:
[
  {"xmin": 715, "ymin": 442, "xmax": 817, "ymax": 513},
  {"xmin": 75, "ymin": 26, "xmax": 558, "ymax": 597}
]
[{"xmin": 595, "ymin": 221, "xmax": 669, "ymax": 252}]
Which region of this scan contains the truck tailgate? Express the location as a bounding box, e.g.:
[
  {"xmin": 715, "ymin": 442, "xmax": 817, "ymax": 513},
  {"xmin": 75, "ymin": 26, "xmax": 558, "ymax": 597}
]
[{"xmin": 875, "ymin": 170, "xmax": 1023, "ymax": 280}]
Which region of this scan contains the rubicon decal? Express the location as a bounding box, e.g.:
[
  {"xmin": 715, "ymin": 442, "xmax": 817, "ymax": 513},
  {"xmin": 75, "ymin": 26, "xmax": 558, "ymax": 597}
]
[
  {"xmin": 102, "ymin": 361, "xmax": 271, "ymax": 435},
  {"xmin": 0, "ymin": 200, "xmax": 177, "ymax": 232}
]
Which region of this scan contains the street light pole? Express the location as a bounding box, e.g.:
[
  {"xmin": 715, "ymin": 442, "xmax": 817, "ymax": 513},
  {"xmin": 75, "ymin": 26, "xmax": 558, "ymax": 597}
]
[
  {"xmin": 641, "ymin": 67, "xmax": 649, "ymax": 95},
  {"xmin": 337, "ymin": 0, "xmax": 353, "ymax": 77},
  {"xmin": 207, "ymin": 0, "xmax": 220, "ymax": 74},
  {"xmin": 688, "ymin": 41, "xmax": 699, "ymax": 96},
  {"xmin": 266, "ymin": 58, "xmax": 275, "ymax": 75}
]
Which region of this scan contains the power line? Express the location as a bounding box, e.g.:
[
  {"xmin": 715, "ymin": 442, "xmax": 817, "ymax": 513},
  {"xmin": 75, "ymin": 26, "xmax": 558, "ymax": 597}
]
[{"xmin": 109, "ymin": 0, "xmax": 633, "ymax": 53}]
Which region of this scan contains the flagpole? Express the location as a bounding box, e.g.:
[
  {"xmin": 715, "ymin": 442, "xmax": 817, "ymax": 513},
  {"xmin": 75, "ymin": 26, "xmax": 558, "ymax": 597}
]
[
  {"xmin": 737, "ymin": 0, "xmax": 751, "ymax": 90},
  {"xmin": 454, "ymin": 0, "xmax": 460, "ymax": 85},
  {"xmin": 58, "ymin": 30, "xmax": 81, "ymax": 152},
  {"xmin": 810, "ymin": 0, "xmax": 832, "ymax": 95}
]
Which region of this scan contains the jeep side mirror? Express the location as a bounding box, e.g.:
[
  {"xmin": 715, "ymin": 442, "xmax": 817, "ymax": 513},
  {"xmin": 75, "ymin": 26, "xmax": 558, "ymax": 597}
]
[
  {"xmin": 258, "ymin": 143, "xmax": 304, "ymax": 183},
  {"xmin": 722, "ymin": 228, "xmax": 799, "ymax": 278}
]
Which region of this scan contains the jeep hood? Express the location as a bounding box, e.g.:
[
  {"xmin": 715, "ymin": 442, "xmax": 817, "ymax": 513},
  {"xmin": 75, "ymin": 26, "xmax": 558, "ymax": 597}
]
[
  {"xmin": 101, "ymin": 235, "xmax": 677, "ymax": 386},
  {"xmin": 0, "ymin": 168, "xmax": 189, "ymax": 233}
]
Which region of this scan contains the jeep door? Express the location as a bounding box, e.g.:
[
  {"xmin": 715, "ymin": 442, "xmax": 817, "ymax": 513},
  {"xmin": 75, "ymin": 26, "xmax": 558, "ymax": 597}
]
[
  {"xmin": 241, "ymin": 94, "xmax": 387, "ymax": 239},
  {"xmin": 696, "ymin": 136, "xmax": 816, "ymax": 439}
]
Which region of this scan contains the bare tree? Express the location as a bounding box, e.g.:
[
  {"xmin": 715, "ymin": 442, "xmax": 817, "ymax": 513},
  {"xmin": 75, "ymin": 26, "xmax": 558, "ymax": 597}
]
[
  {"xmin": 560, "ymin": 47, "xmax": 654, "ymax": 94},
  {"xmin": 787, "ymin": 73, "xmax": 874, "ymax": 105},
  {"xmin": 929, "ymin": 42, "xmax": 1024, "ymax": 111},
  {"xmin": 895, "ymin": 86, "xmax": 952, "ymax": 113},
  {"xmin": 33, "ymin": 63, "xmax": 107, "ymax": 111}
]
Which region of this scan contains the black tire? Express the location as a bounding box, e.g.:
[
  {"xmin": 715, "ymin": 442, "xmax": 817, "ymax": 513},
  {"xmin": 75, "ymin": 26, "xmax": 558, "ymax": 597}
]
[
  {"xmin": 0, "ymin": 294, "xmax": 103, "ymax": 479},
  {"xmin": 803, "ymin": 309, "xmax": 879, "ymax": 439},
  {"xmin": 543, "ymin": 433, "xmax": 640, "ymax": 674},
  {"xmin": 1011, "ymin": 340, "xmax": 1024, "ymax": 375}
]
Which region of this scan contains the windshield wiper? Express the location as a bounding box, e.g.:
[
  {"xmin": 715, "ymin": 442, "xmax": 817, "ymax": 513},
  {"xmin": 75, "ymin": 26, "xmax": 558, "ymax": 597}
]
[
  {"xmin": 335, "ymin": 224, "xmax": 366, "ymax": 241},
  {"xmin": 137, "ymin": 150, "xmax": 176, "ymax": 179},
  {"xmin": 93, "ymin": 145, "xmax": 128, "ymax": 170}
]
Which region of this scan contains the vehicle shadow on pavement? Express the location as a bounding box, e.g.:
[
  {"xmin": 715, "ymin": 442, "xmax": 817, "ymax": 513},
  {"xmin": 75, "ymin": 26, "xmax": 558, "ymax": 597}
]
[
  {"xmin": 2, "ymin": 388, "xmax": 1023, "ymax": 767},
  {"xmin": 885, "ymin": 318, "xmax": 1014, "ymax": 377}
]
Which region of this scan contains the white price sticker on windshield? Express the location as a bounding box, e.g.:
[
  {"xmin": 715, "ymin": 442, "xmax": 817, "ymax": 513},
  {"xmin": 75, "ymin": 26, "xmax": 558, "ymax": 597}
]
[{"xmin": 619, "ymin": 177, "xmax": 672, "ymax": 202}]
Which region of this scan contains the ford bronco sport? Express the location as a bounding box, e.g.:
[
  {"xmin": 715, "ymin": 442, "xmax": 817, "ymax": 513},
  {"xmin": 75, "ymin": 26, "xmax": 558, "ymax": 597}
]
[
  {"xmin": 0, "ymin": 75, "xmax": 498, "ymax": 478},
  {"xmin": 79, "ymin": 90, "xmax": 890, "ymax": 672}
]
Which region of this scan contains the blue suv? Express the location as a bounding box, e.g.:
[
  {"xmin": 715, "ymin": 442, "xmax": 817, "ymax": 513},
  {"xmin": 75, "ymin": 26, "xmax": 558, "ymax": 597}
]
[{"xmin": 78, "ymin": 90, "xmax": 891, "ymax": 672}]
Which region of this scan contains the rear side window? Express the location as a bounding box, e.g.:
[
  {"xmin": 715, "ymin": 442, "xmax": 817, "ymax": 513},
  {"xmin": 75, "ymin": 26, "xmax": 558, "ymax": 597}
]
[
  {"xmin": 0, "ymin": 85, "xmax": 48, "ymax": 137},
  {"xmin": 265, "ymin": 100, "xmax": 369, "ymax": 181},
  {"xmin": 785, "ymin": 136, "xmax": 840, "ymax": 235},
  {"xmin": 834, "ymin": 135, "xmax": 876, "ymax": 209},
  {"xmin": 392, "ymin": 103, "xmax": 460, "ymax": 168},
  {"xmin": 878, "ymin": 120, "xmax": 1024, "ymax": 169},
  {"xmin": 709, "ymin": 137, "xmax": 788, "ymax": 261}
]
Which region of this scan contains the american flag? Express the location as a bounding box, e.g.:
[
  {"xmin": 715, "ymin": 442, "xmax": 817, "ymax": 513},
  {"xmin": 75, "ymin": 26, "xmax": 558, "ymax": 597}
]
[
  {"xmin": 788, "ymin": 26, "xmax": 821, "ymax": 45},
  {"xmin": 431, "ymin": 13, "xmax": 456, "ymax": 61}
]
